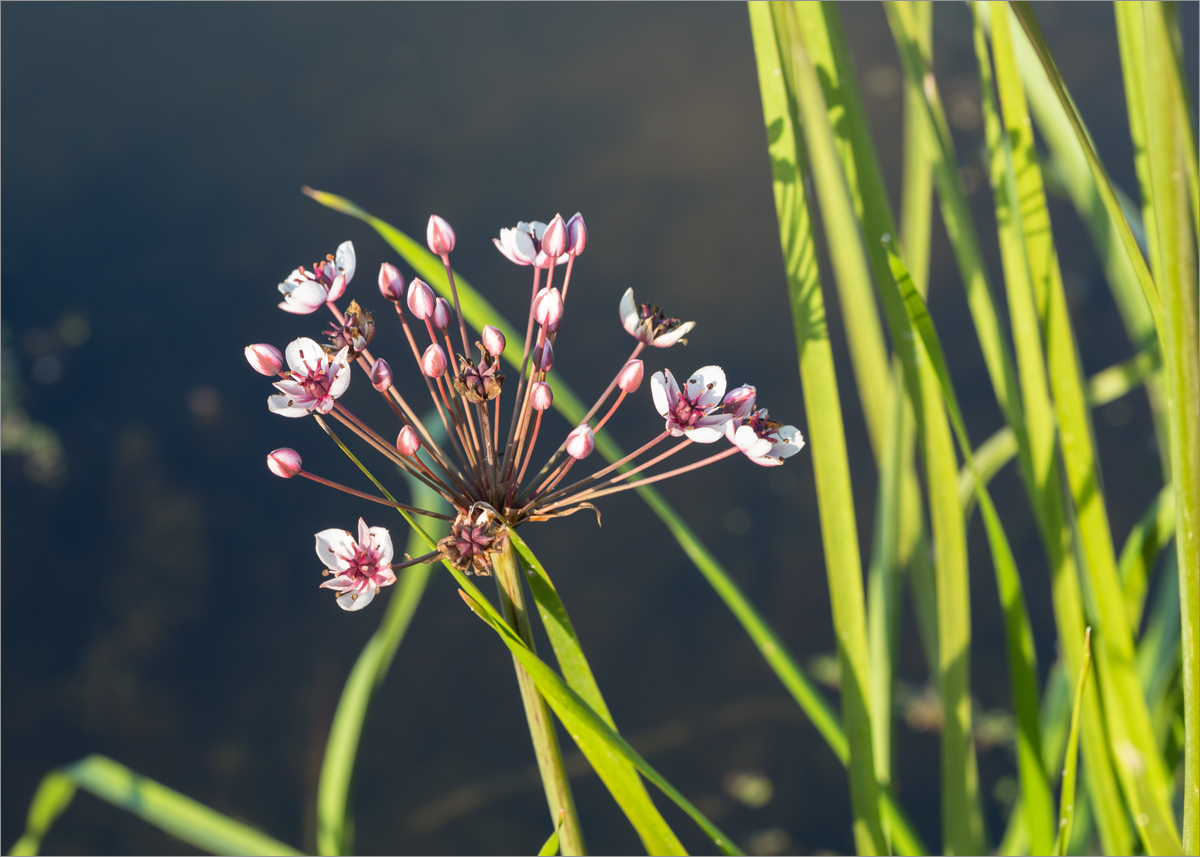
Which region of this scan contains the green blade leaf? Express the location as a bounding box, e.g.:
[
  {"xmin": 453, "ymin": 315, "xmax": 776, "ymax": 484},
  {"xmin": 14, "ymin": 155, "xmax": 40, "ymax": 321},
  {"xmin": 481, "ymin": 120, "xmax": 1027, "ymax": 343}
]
[
  {"xmin": 511, "ymin": 531, "xmax": 686, "ymax": 856},
  {"xmin": 750, "ymin": 3, "xmax": 885, "ymax": 851},
  {"xmin": 1055, "ymin": 629, "xmax": 1093, "ymax": 856},
  {"xmin": 450, "ymin": 566, "xmax": 739, "ymax": 855},
  {"xmin": 11, "ymin": 756, "xmax": 303, "ymax": 856}
]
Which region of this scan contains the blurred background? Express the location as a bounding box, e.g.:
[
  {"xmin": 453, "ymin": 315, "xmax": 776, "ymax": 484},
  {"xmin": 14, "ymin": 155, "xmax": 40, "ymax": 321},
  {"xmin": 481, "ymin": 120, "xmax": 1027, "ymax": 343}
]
[{"xmin": 2, "ymin": 4, "xmax": 1195, "ymax": 854}]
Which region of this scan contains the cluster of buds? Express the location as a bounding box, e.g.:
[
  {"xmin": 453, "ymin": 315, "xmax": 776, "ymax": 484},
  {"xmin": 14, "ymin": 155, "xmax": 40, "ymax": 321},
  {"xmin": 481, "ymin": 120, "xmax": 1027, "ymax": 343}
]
[{"xmin": 247, "ymin": 212, "xmax": 804, "ymax": 610}]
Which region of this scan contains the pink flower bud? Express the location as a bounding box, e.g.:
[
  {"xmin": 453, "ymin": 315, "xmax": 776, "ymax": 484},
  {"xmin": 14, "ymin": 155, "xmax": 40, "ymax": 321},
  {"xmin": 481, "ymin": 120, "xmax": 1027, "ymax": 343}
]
[
  {"xmin": 617, "ymin": 359, "xmax": 644, "ymax": 393},
  {"xmin": 482, "ymin": 325, "xmax": 506, "ymax": 357},
  {"xmin": 370, "ymin": 359, "xmax": 393, "ymax": 392},
  {"xmin": 422, "ymin": 343, "xmax": 447, "ymax": 378},
  {"xmin": 407, "ymin": 278, "xmax": 436, "ymax": 320},
  {"xmin": 566, "ymin": 212, "xmax": 587, "ymax": 256},
  {"xmin": 531, "ymin": 381, "xmax": 554, "ymax": 411},
  {"xmin": 379, "ymin": 263, "xmax": 403, "ymax": 301},
  {"xmin": 427, "ymin": 214, "xmax": 456, "ymax": 255},
  {"xmin": 532, "ymin": 341, "xmax": 555, "ymax": 372},
  {"xmin": 721, "ymin": 385, "xmax": 757, "ymax": 421},
  {"xmin": 396, "ymin": 425, "xmax": 422, "ymax": 456},
  {"xmin": 565, "ymin": 424, "xmax": 595, "ymax": 460},
  {"xmin": 541, "ymin": 214, "xmax": 568, "ymax": 259},
  {"xmin": 534, "ymin": 287, "xmax": 564, "ymax": 332},
  {"xmin": 432, "ymin": 297, "xmax": 452, "ymax": 331},
  {"xmin": 267, "ymin": 447, "xmax": 302, "ymax": 478},
  {"xmin": 245, "ymin": 343, "xmax": 284, "ymax": 375}
]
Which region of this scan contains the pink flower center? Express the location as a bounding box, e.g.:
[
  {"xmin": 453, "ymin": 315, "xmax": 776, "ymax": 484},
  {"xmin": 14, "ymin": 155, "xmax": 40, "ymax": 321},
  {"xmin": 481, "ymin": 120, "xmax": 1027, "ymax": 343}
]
[
  {"xmin": 346, "ymin": 543, "xmax": 384, "ymax": 582},
  {"xmin": 669, "ymin": 391, "xmax": 706, "ymax": 430}
]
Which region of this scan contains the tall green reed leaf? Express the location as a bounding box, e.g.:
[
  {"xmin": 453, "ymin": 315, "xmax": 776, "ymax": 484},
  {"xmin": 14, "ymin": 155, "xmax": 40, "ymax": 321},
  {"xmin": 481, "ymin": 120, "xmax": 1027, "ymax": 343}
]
[
  {"xmin": 1134, "ymin": 4, "xmax": 1200, "ymax": 845},
  {"xmin": 883, "ymin": 235, "xmax": 1048, "ymax": 857},
  {"xmin": 450, "ymin": 568, "xmax": 740, "ymax": 855},
  {"xmin": 999, "ymin": 6, "xmax": 1184, "ymax": 851},
  {"xmin": 1055, "ymin": 629, "xmax": 1093, "ymax": 856},
  {"xmin": 749, "ymin": 4, "xmax": 884, "ymax": 851},
  {"xmin": 892, "ymin": 1, "xmax": 940, "ymax": 681},
  {"xmin": 787, "ymin": 2, "xmax": 930, "ymax": 803},
  {"xmin": 10, "ymin": 756, "xmax": 303, "ymax": 857},
  {"xmin": 489, "ymin": 543, "xmax": 586, "ymax": 856},
  {"xmin": 1008, "ymin": 3, "xmax": 1164, "ymax": 334},
  {"xmin": 1117, "ymin": 485, "xmax": 1175, "ymax": 635},
  {"xmin": 511, "ymin": 531, "xmax": 686, "ymax": 856},
  {"xmin": 973, "ymin": 13, "xmax": 1059, "ymax": 851}
]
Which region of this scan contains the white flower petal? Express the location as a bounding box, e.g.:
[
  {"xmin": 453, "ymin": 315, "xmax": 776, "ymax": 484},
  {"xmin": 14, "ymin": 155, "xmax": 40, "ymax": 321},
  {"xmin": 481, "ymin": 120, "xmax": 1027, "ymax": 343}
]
[
  {"xmin": 685, "ymin": 365, "xmax": 726, "ymax": 407},
  {"xmin": 315, "ymin": 528, "xmax": 356, "ymax": 572},
  {"xmin": 335, "ymin": 241, "xmax": 356, "ymax": 284},
  {"xmin": 769, "ymin": 425, "xmax": 805, "ymax": 459},
  {"xmin": 268, "ymin": 393, "xmax": 313, "ymax": 417},
  {"xmin": 336, "ymin": 586, "xmax": 376, "ymax": 611},
  {"xmin": 619, "ymin": 288, "xmax": 639, "ymax": 337},
  {"xmin": 734, "ymin": 424, "xmax": 773, "ymax": 458},
  {"xmin": 271, "ymin": 379, "xmax": 306, "ymax": 398},
  {"xmin": 278, "ymin": 280, "xmax": 328, "ymax": 314},
  {"xmin": 650, "ymin": 369, "xmax": 676, "ymax": 418},
  {"xmin": 367, "ymin": 526, "xmax": 394, "ymax": 566},
  {"xmin": 285, "ymin": 337, "xmax": 325, "ymax": 374},
  {"xmin": 319, "ymin": 574, "xmax": 356, "ymax": 592},
  {"xmin": 683, "ymin": 425, "xmax": 727, "ymax": 443},
  {"xmin": 652, "ymin": 320, "xmax": 695, "ymax": 348}
]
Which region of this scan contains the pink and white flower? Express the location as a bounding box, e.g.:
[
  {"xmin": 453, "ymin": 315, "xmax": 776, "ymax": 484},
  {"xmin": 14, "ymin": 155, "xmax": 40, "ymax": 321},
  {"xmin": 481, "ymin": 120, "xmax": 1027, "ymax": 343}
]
[
  {"xmin": 650, "ymin": 366, "xmax": 731, "ymax": 442},
  {"xmin": 268, "ymin": 337, "xmax": 351, "ymax": 417},
  {"xmin": 493, "ymin": 221, "xmax": 569, "ymax": 268},
  {"xmin": 277, "ymin": 241, "xmax": 356, "ymax": 313},
  {"xmin": 315, "ymin": 518, "xmax": 396, "ymax": 611},
  {"xmin": 619, "ymin": 288, "xmax": 695, "ymax": 347},
  {"xmin": 727, "ymin": 408, "xmax": 805, "ymax": 467}
]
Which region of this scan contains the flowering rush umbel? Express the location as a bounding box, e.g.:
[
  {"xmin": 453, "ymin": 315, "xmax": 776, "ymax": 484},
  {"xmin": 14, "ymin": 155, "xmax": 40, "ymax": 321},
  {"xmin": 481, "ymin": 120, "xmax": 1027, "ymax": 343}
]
[{"xmin": 248, "ymin": 213, "xmax": 804, "ymax": 609}]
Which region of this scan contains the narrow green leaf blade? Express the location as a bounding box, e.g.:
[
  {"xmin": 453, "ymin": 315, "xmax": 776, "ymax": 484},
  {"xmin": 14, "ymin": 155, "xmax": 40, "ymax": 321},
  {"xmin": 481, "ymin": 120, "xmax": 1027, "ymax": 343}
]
[
  {"xmin": 511, "ymin": 530, "xmax": 687, "ymax": 856},
  {"xmin": 1055, "ymin": 629, "xmax": 1093, "ymax": 856},
  {"xmin": 12, "ymin": 756, "xmax": 303, "ymax": 856}
]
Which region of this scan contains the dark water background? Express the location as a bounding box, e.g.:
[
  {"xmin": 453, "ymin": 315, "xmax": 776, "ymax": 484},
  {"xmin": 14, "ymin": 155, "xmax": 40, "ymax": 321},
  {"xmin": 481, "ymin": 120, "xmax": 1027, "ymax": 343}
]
[{"xmin": 3, "ymin": 4, "xmax": 1195, "ymax": 854}]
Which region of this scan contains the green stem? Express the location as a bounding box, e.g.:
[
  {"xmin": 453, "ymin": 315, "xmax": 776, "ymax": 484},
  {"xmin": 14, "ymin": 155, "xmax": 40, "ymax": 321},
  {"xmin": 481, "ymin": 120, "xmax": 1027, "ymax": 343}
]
[{"xmin": 492, "ymin": 540, "xmax": 586, "ymax": 856}]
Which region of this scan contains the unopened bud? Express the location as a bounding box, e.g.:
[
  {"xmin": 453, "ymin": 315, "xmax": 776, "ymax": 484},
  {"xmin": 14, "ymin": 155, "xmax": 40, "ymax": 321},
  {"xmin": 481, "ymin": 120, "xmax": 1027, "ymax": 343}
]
[
  {"xmin": 427, "ymin": 214, "xmax": 456, "ymax": 255},
  {"xmin": 617, "ymin": 359, "xmax": 644, "ymax": 393},
  {"xmin": 379, "ymin": 263, "xmax": 403, "ymax": 301},
  {"xmin": 432, "ymin": 297, "xmax": 452, "ymax": 331},
  {"xmin": 422, "ymin": 343, "xmax": 447, "ymax": 378},
  {"xmin": 566, "ymin": 212, "xmax": 587, "ymax": 256},
  {"xmin": 532, "ymin": 340, "xmax": 555, "ymax": 372},
  {"xmin": 396, "ymin": 425, "xmax": 422, "ymax": 456},
  {"xmin": 245, "ymin": 343, "xmax": 284, "ymax": 375},
  {"xmin": 481, "ymin": 325, "xmax": 506, "ymax": 358},
  {"xmin": 267, "ymin": 448, "xmax": 302, "ymax": 478},
  {"xmin": 370, "ymin": 359, "xmax": 393, "ymax": 392},
  {"xmin": 721, "ymin": 385, "xmax": 757, "ymax": 421},
  {"xmin": 531, "ymin": 381, "xmax": 554, "ymax": 411},
  {"xmin": 541, "ymin": 214, "xmax": 567, "ymax": 259},
  {"xmin": 534, "ymin": 287, "xmax": 564, "ymax": 332},
  {"xmin": 407, "ymin": 278, "xmax": 436, "ymax": 320},
  {"xmin": 565, "ymin": 425, "xmax": 595, "ymax": 460}
]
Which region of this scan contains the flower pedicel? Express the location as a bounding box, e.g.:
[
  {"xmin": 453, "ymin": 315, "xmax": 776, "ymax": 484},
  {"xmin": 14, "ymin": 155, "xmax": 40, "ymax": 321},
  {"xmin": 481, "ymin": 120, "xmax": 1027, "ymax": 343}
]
[{"xmin": 247, "ymin": 213, "xmax": 804, "ymax": 609}]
